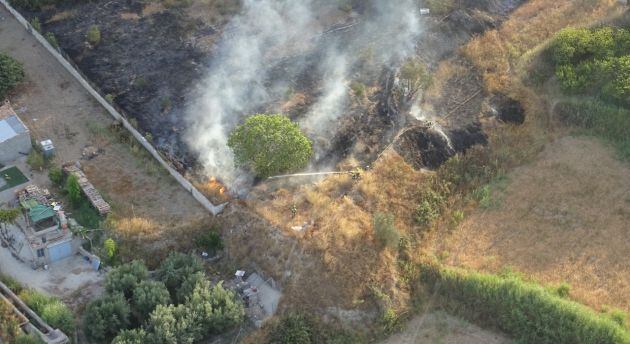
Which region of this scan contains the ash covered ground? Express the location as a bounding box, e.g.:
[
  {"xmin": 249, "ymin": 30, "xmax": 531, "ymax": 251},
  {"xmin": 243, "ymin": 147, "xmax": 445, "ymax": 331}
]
[{"xmin": 25, "ymin": 0, "xmax": 525, "ymax": 184}]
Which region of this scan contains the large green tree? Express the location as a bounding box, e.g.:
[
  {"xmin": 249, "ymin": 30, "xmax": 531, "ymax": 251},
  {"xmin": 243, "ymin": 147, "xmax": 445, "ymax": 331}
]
[
  {"xmin": 147, "ymin": 304, "xmax": 200, "ymax": 344},
  {"xmin": 132, "ymin": 280, "xmax": 171, "ymax": 321},
  {"xmin": 186, "ymin": 280, "xmax": 244, "ymax": 334},
  {"xmin": 83, "ymin": 293, "xmax": 131, "ymax": 343},
  {"xmin": 227, "ymin": 114, "xmax": 313, "ymax": 178},
  {"xmin": 0, "ymin": 54, "xmax": 24, "ymax": 100},
  {"xmin": 111, "ymin": 329, "xmax": 149, "ymax": 344},
  {"xmin": 156, "ymin": 252, "xmax": 204, "ymax": 297},
  {"xmin": 105, "ymin": 260, "xmax": 149, "ymax": 299}
]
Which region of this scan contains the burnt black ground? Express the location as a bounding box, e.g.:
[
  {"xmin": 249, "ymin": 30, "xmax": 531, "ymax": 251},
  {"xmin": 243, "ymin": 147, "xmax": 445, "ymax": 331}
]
[{"xmin": 19, "ymin": 0, "xmax": 525, "ymax": 173}]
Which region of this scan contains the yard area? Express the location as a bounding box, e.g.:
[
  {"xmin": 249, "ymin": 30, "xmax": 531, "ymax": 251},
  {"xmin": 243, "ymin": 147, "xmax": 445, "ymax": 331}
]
[{"xmin": 0, "ymin": 4, "xmax": 208, "ymax": 260}]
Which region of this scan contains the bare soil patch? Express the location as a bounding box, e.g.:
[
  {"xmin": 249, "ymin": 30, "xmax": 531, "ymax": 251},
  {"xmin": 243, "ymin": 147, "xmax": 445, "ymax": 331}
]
[
  {"xmin": 382, "ymin": 311, "xmax": 512, "ymax": 344},
  {"xmin": 431, "ymin": 136, "xmax": 630, "ymax": 312}
]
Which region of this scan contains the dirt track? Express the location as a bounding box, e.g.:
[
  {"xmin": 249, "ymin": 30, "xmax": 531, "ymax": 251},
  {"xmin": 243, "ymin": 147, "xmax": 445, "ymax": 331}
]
[{"xmin": 0, "ymin": 5, "xmax": 205, "ymax": 224}]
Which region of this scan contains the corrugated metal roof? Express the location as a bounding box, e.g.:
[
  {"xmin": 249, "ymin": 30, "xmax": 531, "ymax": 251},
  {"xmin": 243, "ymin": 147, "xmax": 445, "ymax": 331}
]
[{"xmin": 28, "ymin": 204, "xmax": 56, "ymax": 224}]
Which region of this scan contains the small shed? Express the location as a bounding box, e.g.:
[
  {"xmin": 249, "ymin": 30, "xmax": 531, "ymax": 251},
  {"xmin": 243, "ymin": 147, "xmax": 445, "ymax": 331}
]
[{"xmin": 0, "ymin": 101, "xmax": 31, "ymax": 164}]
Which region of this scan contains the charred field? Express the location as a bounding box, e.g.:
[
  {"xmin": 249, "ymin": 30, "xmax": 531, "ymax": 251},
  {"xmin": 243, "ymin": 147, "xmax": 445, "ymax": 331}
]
[{"xmin": 24, "ymin": 0, "xmax": 525, "ymax": 183}]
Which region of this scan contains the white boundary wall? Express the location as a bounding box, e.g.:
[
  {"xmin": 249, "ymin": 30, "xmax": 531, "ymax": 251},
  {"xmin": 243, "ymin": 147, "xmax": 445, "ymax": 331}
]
[{"xmin": 0, "ymin": 0, "xmax": 225, "ymax": 215}]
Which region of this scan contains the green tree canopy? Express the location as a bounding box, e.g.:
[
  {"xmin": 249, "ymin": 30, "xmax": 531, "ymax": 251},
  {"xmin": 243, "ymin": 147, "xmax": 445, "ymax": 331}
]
[
  {"xmin": 147, "ymin": 304, "xmax": 199, "ymax": 344},
  {"xmin": 132, "ymin": 280, "xmax": 171, "ymax": 321},
  {"xmin": 0, "ymin": 53, "xmax": 24, "ymax": 100},
  {"xmin": 83, "ymin": 293, "xmax": 131, "ymax": 344},
  {"xmin": 227, "ymin": 114, "xmax": 313, "ymax": 178},
  {"xmin": 186, "ymin": 280, "xmax": 244, "ymax": 334},
  {"xmin": 111, "ymin": 329, "xmax": 149, "ymax": 344},
  {"xmin": 105, "ymin": 260, "xmax": 149, "ymax": 299},
  {"xmin": 156, "ymin": 252, "xmax": 204, "ymax": 297}
]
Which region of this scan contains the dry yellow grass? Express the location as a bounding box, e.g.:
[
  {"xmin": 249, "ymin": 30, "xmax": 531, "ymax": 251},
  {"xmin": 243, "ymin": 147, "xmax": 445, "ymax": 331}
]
[
  {"xmin": 431, "ymin": 136, "xmax": 630, "ymax": 312},
  {"xmin": 464, "ymin": 0, "xmax": 621, "ymax": 93}
]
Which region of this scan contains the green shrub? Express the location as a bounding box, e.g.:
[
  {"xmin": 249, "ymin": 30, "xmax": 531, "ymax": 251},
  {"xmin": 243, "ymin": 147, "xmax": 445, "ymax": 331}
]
[
  {"xmin": 47, "ymin": 166, "xmax": 64, "ymax": 186},
  {"xmin": 65, "ymin": 174, "xmax": 82, "ymax": 207},
  {"xmin": 421, "ymin": 264, "xmax": 630, "ymax": 344},
  {"xmin": 111, "ymin": 329, "xmax": 148, "ymax": 344},
  {"xmin": 372, "ymin": 212, "xmax": 399, "ymax": 249},
  {"xmin": 147, "ymin": 304, "xmax": 199, "ymax": 343},
  {"xmin": 176, "ymin": 271, "xmax": 205, "ymax": 304},
  {"xmin": 74, "ymin": 201, "xmax": 101, "ymax": 228},
  {"xmin": 350, "ymin": 81, "xmax": 366, "ymax": 98},
  {"xmin": 0, "ymin": 272, "xmax": 23, "ymax": 293},
  {"xmin": 196, "ymin": 226, "xmax": 223, "ymax": 254},
  {"xmin": 156, "ymin": 252, "xmax": 204, "ymax": 297},
  {"xmin": 269, "ymin": 313, "xmax": 313, "ymax": 344},
  {"xmin": 0, "ymin": 54, "xmax": 24, "ymax": 100},
  {"xmin": 19, "ymin": 289, "xmax": 75, "ymax": 336},
  {"xmin": 83, "ymin": 293, "xmax": 131, "ymax": 343},
  {"xmin": 44, "ymin": 32, "xmax": 58, "ymax": 49},
  {"xmin": 415, "ymin": 183, "xmax": 447, "ymax": 225},
  {"xmin": 185, "ymin": 279, "xmax": 244, "ymax": 334},
  {"xmin": 132, "ymin": 280, "xmax": 171, "ymax": 321},
  {"xmin": 86, "ymin": 25, "xmax": 101, "ymax": 46},
  {"xmin": 13, "ymin": 334, "xmax": 44, "ymax": 344},
  {"xmin": 30, "ymin": 18, "xmax": 41, "ymax": 32},
  {"xmin": 105, "ymin": 260, "xmax": 149, "ymax": 299},
  {"xmin": 26, "ymin": 150, "xmax": 45, "ymax": 170}
]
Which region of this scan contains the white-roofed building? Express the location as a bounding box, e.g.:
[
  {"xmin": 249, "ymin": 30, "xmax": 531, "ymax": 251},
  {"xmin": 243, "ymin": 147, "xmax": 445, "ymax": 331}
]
[{"xmin": 0, "ymin": 101, "xmax": 31, "ymax": 164}]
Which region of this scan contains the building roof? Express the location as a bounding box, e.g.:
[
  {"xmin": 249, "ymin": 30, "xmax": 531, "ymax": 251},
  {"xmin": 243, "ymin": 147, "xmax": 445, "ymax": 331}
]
[
  {"xmin": 0, "ymin": 102, "xmax": 28, "ymax": 144},
  {"xmin": 28, "ymin": 204, "xmax": 56, "ymax": 224}
]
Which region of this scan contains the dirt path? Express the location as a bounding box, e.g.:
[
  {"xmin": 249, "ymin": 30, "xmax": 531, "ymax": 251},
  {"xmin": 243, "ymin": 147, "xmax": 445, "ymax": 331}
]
[
  {"xmin": 382, "ymin": 311, "xmax": 512, "ymax": 344},
  {"xmin": 0, "ymin": 5, "xmax": 205, "ymax": 224},
  {"xmin": 432, "ymin": 136, "xmax": 630, "ymax": 312}
]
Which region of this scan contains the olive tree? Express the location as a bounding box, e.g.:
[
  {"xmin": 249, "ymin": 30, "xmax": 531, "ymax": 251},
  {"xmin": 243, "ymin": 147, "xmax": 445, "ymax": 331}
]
[
  {"xmin": 111, "ymin": 329, "xmax": 149, "ymax": 344},
  {"xmin": 227, "ymin": 114, "xmax": 313, "ymax": 178},
  {"xmin": 0, "ymin": 53, "xmax": 24, "ymax": 100},
  {"xmin": 132, "ymin": 280, "xmax": 171, "ymax": 321},
  {"xmin": 83, "ymin": 293, "xmax": 131, "ymax": 343},
  {"xmin": 186, "ymin": 280, "xmax": 244, "ymax": 334},
  {"xmin": 105, "ymin": 260, "xmax": 149, "ymax": 299},
  {"xmin": 156, "ymin": 252, "xmax": 204, "ymax": 296}
]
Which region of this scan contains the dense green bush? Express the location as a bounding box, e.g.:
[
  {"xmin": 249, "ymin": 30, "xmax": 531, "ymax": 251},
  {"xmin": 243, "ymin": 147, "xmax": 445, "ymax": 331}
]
[
  {"xmin": 105, "ymin": 260, "xmax": 149, "ymax": 299},
  {"xmin": 196, "ymin": 226, "xmax": 223, "ymax": 254},
  {"xmin": 65, "ymin": 174, "xmax": 82, "ymax": 206},
  {"xmin": 550, "ymin": 27, "xmax": 630, "ymax": 105},
  {"xmin": 86, "ymin": 25, "xmax": 101, "ymax": 46},
  {"xmin": 176, "ymin": 271, "xmax": 206, "ymax": 304},
  {"xmin": 147, "ymin": 304, "xmax": 200, "ymax": 343},
  {"xmin": 27, "ymin": 150, "xmax": 45, "ymax": 170},
  {"xmin": 228, "ymin": 114, "xmax": 313, "ymax": 178},
  {"xmin": 83, "ymin": 293, "xmax": 131, "ymax": 343},
  {"xmin": 421, "ymin": 264, "xmax": 630, "ymax": 344},
  {"xmin": 44, "ymin": 32, "xmax": 58, "ymax": 49},
  {"xmin": 48, "ymin": 166, "xmax": 64, "ymax": 186},
  {"xmin": 156, "ymin": 252, "xmax": 204, "ymax": 296},
  {"xmin": 0, "ymin": 53, "xmax": 24, "ymax": 100},
  {"xmin": 132, "ymin": 280, "xmax": 171, "ymax": 321},
  {"xmin": 415, "ymin": 181, "xmax": 448, "ymax": 225},
  {"xmin": 372, "ymin": 212, "xmax": 399, "ymax": 249},
  {"xmin": 269, "ymin": 313, "xmax": 313, "ymax": 344},
  {"xmin": 19, "ymin": 289, "xmax": 75, "ymax": 336},
  {"xmin": 185, "ymin": 280, "xmax": 244, "ymax": 334},
  {"xmin": 111, "ymin": 329, "xmax": 149, "ymax": 344}
]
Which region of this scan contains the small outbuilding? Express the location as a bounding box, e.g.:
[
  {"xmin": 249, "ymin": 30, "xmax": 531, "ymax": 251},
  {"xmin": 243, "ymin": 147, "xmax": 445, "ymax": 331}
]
[{"xmin": 0, "ymin": 101, "xmax": 31, "ymax": 164}]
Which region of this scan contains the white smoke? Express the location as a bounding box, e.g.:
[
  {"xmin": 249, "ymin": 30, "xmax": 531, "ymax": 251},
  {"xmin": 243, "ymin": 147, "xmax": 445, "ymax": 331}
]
[{"xmin": 186, "ymin": 0, "xmax": 424, "ymax": 184}]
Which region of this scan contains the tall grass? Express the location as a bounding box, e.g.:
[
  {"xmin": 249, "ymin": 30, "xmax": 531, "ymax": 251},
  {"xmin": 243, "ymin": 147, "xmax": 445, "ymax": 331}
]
[
  {"xmin": 421, "ymin": 264, "xmax": 630, "ymax": 344},
  {"xmin": 555, "ymin": 99, "xmax": 630, "ymax": 160}
]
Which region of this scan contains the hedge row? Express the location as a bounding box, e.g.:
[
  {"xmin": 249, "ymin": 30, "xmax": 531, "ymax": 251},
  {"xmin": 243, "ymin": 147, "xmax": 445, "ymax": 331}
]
[{"xmin": 421, "ymin": 264, "xmax": 630, "ymax": 344}]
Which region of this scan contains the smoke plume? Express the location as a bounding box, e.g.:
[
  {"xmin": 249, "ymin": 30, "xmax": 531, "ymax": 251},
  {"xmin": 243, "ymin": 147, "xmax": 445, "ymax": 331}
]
[{"xmin": 186, "ymin": 0, "xmax": 424, "ymax": 184}]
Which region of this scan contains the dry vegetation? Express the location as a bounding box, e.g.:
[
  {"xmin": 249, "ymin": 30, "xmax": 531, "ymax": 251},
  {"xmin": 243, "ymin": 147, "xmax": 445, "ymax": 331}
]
[
  {"xmin": 231, "ymin": 0, "xmax": 630, "ymax": 336},
  {"xmin": 427, "ymin": 0, "xmax": 630, "ymax": 314}
]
